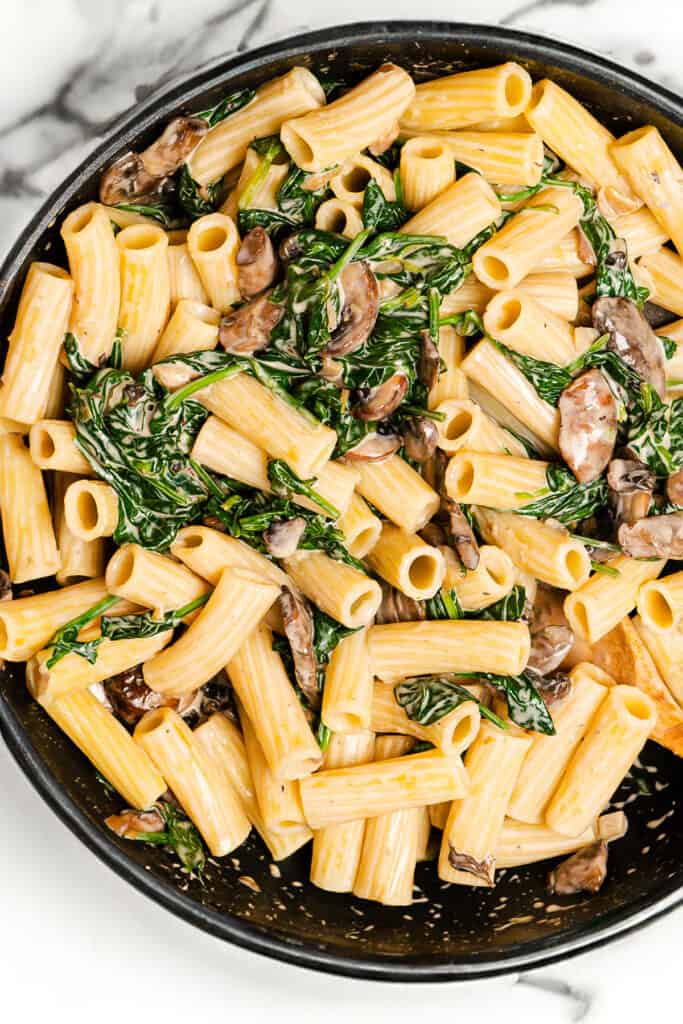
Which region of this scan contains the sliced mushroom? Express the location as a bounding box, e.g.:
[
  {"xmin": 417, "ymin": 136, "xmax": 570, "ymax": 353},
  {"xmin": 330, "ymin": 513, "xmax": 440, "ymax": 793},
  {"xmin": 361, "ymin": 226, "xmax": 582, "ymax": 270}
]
[
  {"xmin": 236, "ymin": 227, "xmax": 279, "ymax": 299},
  {"xmin": 593, "ymin": 295, "xmax": 666, "ymax": 398},
  {"xmin": 179, "ymin": 674, "xmax": 234, "ymax": 728},
  {"xmin": 301, "ymin": 167, "xmax": 339, "ymax": 192},
  {"xmin": 279, "ymin": 234, "xmax": 304, "ymax": 262},
  {"xmin": 618, "ymin": 512, "xmax": 683, "ymax": 558},
  {"xmin": 263, "ymin": 517, "xmax": 307, "ymax": 558},
  {"xmin": 448, "ymin": 846, "xmax": 495, "ymax": 886},
  {"xmin": 324, "ymin": 261, "xmax": 380, "ymax": 357},
  {"xmin": 401, "ymin": 416, "xmax": 439, "ymax": 463},
  {"xmin": 420, "ymin": 522, "xmax": 448, "ymax": 547},
  {"xmin": 218, "ymin": 290, "xmax": 283, "ymax": 354},
  {"xmin": 607, "ymin": 458, "xmax": 654, "ymax": 525},
  {"xmin": 547, "ymin": 840, "xmax": 608, "ymax": 895},
  {"xmin": 319, "ymin": 354, "xmax": 344, "ymax": 384},
  {"xmin": 558, "ymin": 369, "xmax": 617, "ymax": 483},
  {"xmin": 279, "ymin": 586, "xmax": 319, "ymax": 708},
  {"xmin": 106, "ymin": 807, "xmax": 166, "ymax": 839},
  {"xmin": 0, "ymin": 569, "xmax": 11, "ymax": 602},
  {"xmin": 529, "ymin": 584, "xmax": 573, "ymax": 634},
  {"xmin": 527, "ymin": 625, "xmax": 574, "ymax": 676},
  {"xmin": 666, "ymin": 469, "xmax": 683, "ymax": 506},
  {"xmin": 418, "ymin": 329, "xmax": 441, "ymax": 393},
  {"xmin": 421, "ymin": 448, "xmax": 448, "ymax": 496},
  {"xmin": 443, "ymin": 497, "xmax": 480, "ymax": 571},
  {"xmin": 375, "ymin": 580, "xmax": 426, "ymax": 624},
  {"xmin": 368, "ymin": 120, "xmax": 400, "ymax": 157},
  {"xmin": 99, "ymin": 151, "xmax": 168, "ymax": 205},
  {"xmin": 350, "ymin": 372, "xmax": 409, "ymax": 421},
  {"xmin": 529, "ymin": 668, "xmax": 572, "ymax": 706},
  {"xmin": 104, "ymin": 667, "xmax": 176, "ymax": 726},
  {"xmin": 343, "ymin": 430, "xmax": 402, "ymax": 463},
  {"xmin": 139, "ymin": 117, "xmax": 208, "ymax": 178}
]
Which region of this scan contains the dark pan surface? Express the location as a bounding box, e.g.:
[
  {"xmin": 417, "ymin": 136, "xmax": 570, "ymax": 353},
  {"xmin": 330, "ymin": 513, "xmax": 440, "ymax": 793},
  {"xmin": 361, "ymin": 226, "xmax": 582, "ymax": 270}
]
[{"xmin": 1, "ymin": 22, "xmax": 682, "ymax": 981}]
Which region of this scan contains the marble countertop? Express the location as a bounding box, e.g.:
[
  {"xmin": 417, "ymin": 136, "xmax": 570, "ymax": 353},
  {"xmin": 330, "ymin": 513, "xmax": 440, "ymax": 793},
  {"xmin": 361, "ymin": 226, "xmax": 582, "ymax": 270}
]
[{"xmin": 1, "ymin": 1, "xmax": 682, "ymax": 1020}]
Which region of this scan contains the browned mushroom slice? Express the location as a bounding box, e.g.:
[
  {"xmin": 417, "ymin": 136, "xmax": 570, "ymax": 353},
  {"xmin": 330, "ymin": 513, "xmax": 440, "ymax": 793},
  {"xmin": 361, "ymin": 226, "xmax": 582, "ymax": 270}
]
[
  {"xmin": 319, "ymin": 354, "xmax": 344, "ymax": 384},
  {"xmin": 448, "ymin": 846, "xmax": 495, "ymax": 886},
  {"xmin": 104, "ymin": 666, "xmax": 176, "ymax": 726},
  {"xmin": 99, "ymin": 151, "xmax": 168, "ymax": 205},
  {"xmin": 443, "ymin": 497, "xmax": 479, "ymax": 571},
  {"xmin": 350, "ymin": 372, "xmax": 408, "ymax": 421},
  {"xmin": 593, "ymin": 295, "xmax": 666, "ymax": 398},
  {"xmin": 236, "ymin": 227, "xmax": 279, "ymax": 299},
  {"xmin": 279, "ymin": 586, "xmax": 319, "ymax": 708},
  {"xmin": 527, "ymin": 625, "xmax": 574, "ymax": 676},
  {"xmin": 140, "ymin": 117, "xmax": 208, "ymax": 178},
  {"xmin": 420, "ymin": 521, "xmax": 447, "ymax": 547},
  {"xmin": 263, "ymin": 517, "xmax": 307, "ymax": 558},
  {"xmin": 530, "ymin": 668, "xmax": 572, "ymax": 706},
  {"xmin": 558, "ymin": 369, "xmax": 617, "ymax": 483},
  {"xmin": 375, "ymin": 580, "xmax": 426, "ymax": 624},
  {"xmin": 666, "ymin": 468, "xmax": 683, "ymax": 506},
  {"xmin": 547, "ymin": 840, "xmax": 608, "ymax": 895},
  {"xmin": 0, "ymin": 569, "xmax": 11, "ymax": 602},
  {"xmin": 418, "ymin": 329, "xmax": 440, "ymax": 393},
  {"xmin": 324, "ymin": 261, "xmax": 380, "ymax": 357},
  {"xmin": 607, "ymin": 458, "xmax": 654, "ymax": 525},
  {"xmin": 343, "ymin": 431, "xmax": 402, "ymax": 463},
  {"xmin": 106, "ymin": 807, "xmax": 166, "ymax": 838},
  {"xmin": 618, "ymin": 512, "xmax": 683, "ymax": 558},
  {"xmin": 402, "ymin": 416, "xmax": 439, "ymax": 463},
  {"xmin": 421, "ymin": 448, "xmax": 448, "ymax": 496},
  {"xmin": 218, "ymin": 290, "xmax": 283, "ymax": 354}
]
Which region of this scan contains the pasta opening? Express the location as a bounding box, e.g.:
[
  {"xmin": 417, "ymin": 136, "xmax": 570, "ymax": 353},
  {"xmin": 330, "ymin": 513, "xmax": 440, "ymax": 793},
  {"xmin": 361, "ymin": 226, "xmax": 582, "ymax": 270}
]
[
  {"xmin": 451, "ymin": 458, "xmax": 474, "ymax": 499},
  {"xmin": 480, "ymin": 255, "xmax": 509, "ymax": 283},
  {"xmin": 186, "ymin": 302, "xmax": 220, "ymax": 325},
  {"xmin": 504, "ymin": 73, "xmax": 527, "ymax": 108},
  {"xmin": 120, "ymin": 226, "xmax": 162, "ymax": 250},
  {"xmin": 322, "ymin": 208, "xmax": 347, "ymax": 233},
  {"xmin": 177, "ymin": 531, "xmax": 204, "ymax": 549},
  {"xmin": 565, "ymin": 548, "xmax": 588, "ymax": 585},
  {"xmin": 77, "ymin": 491, "xmax": 100, "ymax": 531},
  {"xmin": 341, "ymin": 166, "xmax": 372, "ymax": 194},
  {"xmin": 621, "ymin": 690, "xmax": 654, "ymax": 722},
  {"xmin": 106, "ymin": 546, "xmax": 135, "ymax": 588},
  {"xmin": 69, "ymin": 205, "xmax": 96, "ymax": 233},
  {"xmin": 444, "ymin": 409, "xmax": 473, "ymax": 441},
  {"xmin": 450, "ymin": 709, "xmax": 478, "ymax": 749},
  {"xmin": 283, "ymin": 129, "xmax": 315, "ymax": 168},
  {"xmin": 571, "ymin": 600, "xmax": 589, "ymax": 639},
  {"xmin": 616, "ymin": 125, "xmax": 650, "ymax": 146},
  {"xmin": 413, "ymin": 142, "xmax": 446, "ymax": 160},
  {"xmin": 495, "ymin": 297, "xmax": 522, "ymax": 330},
  {"xmin": 409, "ymin": 554, "xmax": 439, "ymax": 590},
  {"xmin": 348, "ymin": 591, "xmax": 377, "ymax": 619},
  {"xmin": 483, "ymin": 555, "xmax": 508, "ymax": 587},
  {"xmin": 350, "ymin": 526, "xmax": 378, "ymax": 556},
  {"xmin": 34, "ymin": 428, "xmax": 55, "ymax": 460},
  {"xmin": 197, "ymin": 226, "xmax": 228, "ymax": 252},
  {"xmin": 643, "ymin": 588, "xmax": 674, "ymax": 630}
]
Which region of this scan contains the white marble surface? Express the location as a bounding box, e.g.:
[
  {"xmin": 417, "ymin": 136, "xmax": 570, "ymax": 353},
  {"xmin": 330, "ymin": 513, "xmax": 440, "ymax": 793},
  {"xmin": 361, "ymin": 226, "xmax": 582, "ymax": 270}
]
[{"xmin": 1, "ymin": 1, "xmax": 682, "ymax": 1019}]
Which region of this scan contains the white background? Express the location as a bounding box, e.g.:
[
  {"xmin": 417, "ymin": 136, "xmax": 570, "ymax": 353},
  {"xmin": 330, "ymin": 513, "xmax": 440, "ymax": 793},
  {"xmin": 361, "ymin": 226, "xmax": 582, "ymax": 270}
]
[{"xmin": 1, "ymin": 1, "xmax": 683, "ymax": 1019}]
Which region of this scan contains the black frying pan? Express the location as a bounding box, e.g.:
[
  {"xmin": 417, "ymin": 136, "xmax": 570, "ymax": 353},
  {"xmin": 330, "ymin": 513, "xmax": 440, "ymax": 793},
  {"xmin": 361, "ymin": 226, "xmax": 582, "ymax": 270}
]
[{"xmin": 1, "ymin": 21, "xmax": 682, "ymax": 982}]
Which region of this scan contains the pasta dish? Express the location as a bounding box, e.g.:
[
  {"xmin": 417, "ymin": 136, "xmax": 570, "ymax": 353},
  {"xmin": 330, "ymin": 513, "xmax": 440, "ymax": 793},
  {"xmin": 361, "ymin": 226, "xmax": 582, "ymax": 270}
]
[{"xmin": 1, "ymin": 59, "xmax": 683, "ymax": 905}]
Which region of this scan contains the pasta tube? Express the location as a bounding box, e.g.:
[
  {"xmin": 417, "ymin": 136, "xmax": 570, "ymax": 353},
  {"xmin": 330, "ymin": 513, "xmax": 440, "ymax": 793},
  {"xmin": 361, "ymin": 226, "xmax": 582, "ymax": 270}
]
[
  {"xmin": 143, "ymin": 568, "xmax": 279, "ymax": 696},
  {"xmin": 105, "ymin": 544, "xmax": 209, "ymax": 617},
  {"xmin": 473, "ymin": 187, "xmax": 583, "ymax": 290},
  {"xmin": 508, "ymin": 663, "xmax": 610, "ymax": 824},
  {"xmin": 496, "ymin": 819, "xmax": 598, "ymax": 868},
  {"xmin": 310, "ymin": 731, "xmax": 375, "ymax": 894},
  {"xmin": 431, "ymin": 130, "xmax": 544, "ymax": 186},
  {"xmin": 564, "ymin": 556, "xmax": 666, "ymax": 644},
  {"xmin": 370, "ymin": 681, "xmax": 481, "ymax": 756},
  {"xmin": 28, "ymin": 420, "xmax": 92, "ymax": 475},
  {"xmin": 483, "ymin": 289, "xmax": 575, "ymax": 365},
  {"xmin": 0, "ymin": 576, "xmax": 110, "ymax": 661},
  {"xmin": 53, "ymin": 473, "xmax": 105, "ymax": 586},
  {"xmin": 134, "ymin": 708, "xmax": 250, "ymax": 856},
  {"xmin": 227, "ymin": 622, "xmax": 322, "ymax": 780},
  {"xmin": 366, "ymin": 523, "xmax": 445, "ymax": 600},
  {"xmin": 438, "ymin": 722, "xmax": 531, "ymax": 885},
  {"xmin": 191, "ymin": 415, "xmax": 269, "ymax": 491},
  {"xmin": 611, "ymin": 126, "xmax": 683, "ymax": 257},
  {"xmin": 41, "ymin": 688, "xmax": 165, "ymax": 809},
  {"xmin": 518, "ymin": 270, "xmax": 579, "ymax": 322},
  {"xmin": 152, "ymin": 299, "xmax": 219, "ymax": 362},
  {"xmin": 283, "ymin": 550, "xmax": 381, "ymax": 629},
  {"xmin": 187, "ymin": 213, "xmax": 240, "ymax": 312},
  {"xmin": 299, "ymin": 748, "xmax": 469, "ymax": 829},
  {"xmin": 190, "ymin": 67, "xmax": 325, "ymax": 186},
  {"xmin": 546, "ymin": 685, "xmax": 656, "ymax": 837},
  {"xmin": 354, "ymin": 454, "xmax": 440, "ymax": 533},
  {"xmin": 474, "ymin": 508, "xmax": 592, "ymax": 591},
  {"xmin": 434, "ymin": 398, "xmax": 527, "ymax": 457},
  {"xmin": 445, "ymin": 451, "xmax": 550, "ymax": 509},
  {"xmin": 442, "ymin": 543, "xmax": 517, "ymax": 612},
  {"xmin": 400, "ymin": 63, "xmax": 532, "ymax": 132},
  {"xmin": 28, "ymin": 630, "xmax": 171, "ymax": 702},
  {"xmin": 368, "ymin": 620, "xmax": 530, "ymax": 682},
  {"xmin": 637, "ymin": 570, "xmax": 683, "ymax": 632},
  {"xmin": 314, "ymin": 198, "xmax": 364, "ymax": 238},
  {"xmin": 281, "ymin": 63, "xmax": 415, "ymax": 172},
  {"xmin": 0, "ymin": 434, "xmax": 60, "ymax": 583},
  {"xmin": 338, "ymin": 492, "xmax": 382, "ymax": 558},
  {"xmin": 117, "ymin": 224, "xmax": 170, "ymax": 372},
  {"xmin": 401, "ymin": 173, "xmax": 501, "ymax": 249},
  {"xmin": 638, "ymin": 247, "xmax": 683, "ymax": 316},
  {"xmin": 352, "ymin": 736, "xmax": 421, "ymax": 906},
  {"xmin": 167, "ymin": 242, "xmax": 209, "ymax": 306},
  {"xmin": 60, "ymin": 203, "xmax": 119, "ymax": 365},
  {"xmin": 611, "ymin": 207, "xmax": 668, "ymax": 260},
  {"xmin": 63, "ymin": 479, "xmax": 119, "ymax": 541},
  {"xmin": 399, "ymin": 136, "xmax": 455, "ymax": 210},
  {"xmin": 321, "ymin": 628, "xmax": 373, "ymax": 733},
  {"xmin": 633, "ymin": 615, "xmax": 683, "ymax": 707},
  {"xmin": 330, "ymin": 154, "xmax": 396, "ymax": 208},
  {"xmin": 170, "ymin": 525, "xmax": 288, "ymax": 588},
  {"xmin": 0, "ymin": 263, "xmax": 73, "ymax": 425},
  {"xmin": 428, "ymin": 325, "xmax": 468, "ymax": 409}
]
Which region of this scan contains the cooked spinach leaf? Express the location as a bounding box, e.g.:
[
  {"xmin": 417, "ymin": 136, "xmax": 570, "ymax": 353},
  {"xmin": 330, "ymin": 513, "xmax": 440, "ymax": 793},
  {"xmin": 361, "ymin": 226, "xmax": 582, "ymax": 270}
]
[
  {"xmin": 268, "ymin": 459, "xmax": 340, "ymax": 518},
  {"xmin": 132, "ymin": 802, "xmax": 206, "ymax": 875},
  {"xmin": 195, "ymin": 88, "xmax": 255, "ymax": 127},
  {"xmin": 177, "ymin": 163, "xmax": 219, "ymax": 219},
  {"xmin": 100, "ymin": 592, "xmax": 211, "ymax": 642},
  {"xmin": 361, "ymin": 177, "xmax": 409, "ymax": 231},
  {"xmin": 626, "ymin": 385, "xmax": 683, "ymax": 475},
  {"xmin": 113, "ymin": 200, "xmax": 179, "ymax": 228},
  {"xmin": 477, "ymin": 585, "xmax": 527, "ymax": 621},
  {"xmin": 514, "ymin": 464, "xmax": 609, "ymax": 524},
  {"xmin": 394, "ymin": 675, "xmax": 507, "ymax": 729},
  {"xmin": 45, "ymin": 594, "xmax": 119, "ymax": 668},
  {"xmin": 424, "ymin": 588, "xmax": 464, "ymax": 620},
  {"xmin": 477, "ymin": 671, "xmax": 556, "ymax": 734}
]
